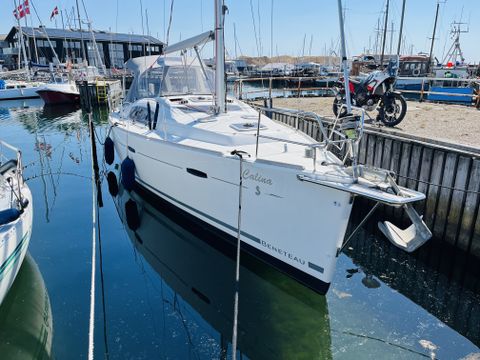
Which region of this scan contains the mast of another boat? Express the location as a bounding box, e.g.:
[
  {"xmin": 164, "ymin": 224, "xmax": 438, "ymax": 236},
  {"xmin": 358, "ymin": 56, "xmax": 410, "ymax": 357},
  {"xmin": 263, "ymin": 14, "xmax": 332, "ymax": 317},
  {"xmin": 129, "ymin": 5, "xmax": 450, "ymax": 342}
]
[
  {"xmin": 13, "ymin": 0, "xmax": 30, "ymax": 80},
  {"xmin": 336, "ymin": 0, "xmax": 352, "ymax": 115},
  {"xmin": 214, "ymin": 0, "xmax": 226, "ymax": 114}
]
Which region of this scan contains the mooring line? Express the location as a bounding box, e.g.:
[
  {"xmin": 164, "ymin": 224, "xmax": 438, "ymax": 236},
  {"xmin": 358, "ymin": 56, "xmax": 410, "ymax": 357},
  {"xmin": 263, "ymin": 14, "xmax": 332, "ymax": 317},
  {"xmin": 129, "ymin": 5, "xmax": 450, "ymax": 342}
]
[
  {"xmin": 231, "ymin": 150, "xmax": 249, "ymax": 360},
  {"xmin": 87, "ymin": 112, "xmax": 97, "ymax": 360}
]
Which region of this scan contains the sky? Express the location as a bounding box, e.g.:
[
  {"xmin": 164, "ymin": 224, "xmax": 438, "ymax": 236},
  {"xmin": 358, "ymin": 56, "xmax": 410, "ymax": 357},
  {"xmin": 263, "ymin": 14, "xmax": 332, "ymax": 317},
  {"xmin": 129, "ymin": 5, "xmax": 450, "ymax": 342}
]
[{"xmin": 1, "ymin": 0, "xmax": 479, "ymax": 63}]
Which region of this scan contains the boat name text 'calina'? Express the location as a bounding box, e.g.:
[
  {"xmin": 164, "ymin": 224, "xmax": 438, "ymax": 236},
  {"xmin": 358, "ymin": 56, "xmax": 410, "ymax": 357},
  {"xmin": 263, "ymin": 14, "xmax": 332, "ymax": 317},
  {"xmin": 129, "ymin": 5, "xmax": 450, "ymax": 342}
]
[{"xmin": 242, "ymin": 169, "xmax": 273, "ymax": 186}]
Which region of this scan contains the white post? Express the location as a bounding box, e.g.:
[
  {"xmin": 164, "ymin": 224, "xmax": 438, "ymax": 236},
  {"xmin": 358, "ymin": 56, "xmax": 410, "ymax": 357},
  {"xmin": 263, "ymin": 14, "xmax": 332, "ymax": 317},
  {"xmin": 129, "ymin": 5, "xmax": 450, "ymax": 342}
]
[
  {"xmin": 214, "ymin": 0, "xmax": 226, "ymax": 114},
  {"xmin": 336, "ymin": 0, "xmax": 352, "ymax": 114}
]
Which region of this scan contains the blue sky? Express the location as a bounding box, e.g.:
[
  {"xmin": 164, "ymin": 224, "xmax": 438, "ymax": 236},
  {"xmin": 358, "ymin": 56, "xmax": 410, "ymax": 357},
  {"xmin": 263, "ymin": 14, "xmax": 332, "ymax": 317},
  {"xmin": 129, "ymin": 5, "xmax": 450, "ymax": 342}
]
[{"xmin": 2, "ymin": 0, "xmax": 479, "ymax": 62}]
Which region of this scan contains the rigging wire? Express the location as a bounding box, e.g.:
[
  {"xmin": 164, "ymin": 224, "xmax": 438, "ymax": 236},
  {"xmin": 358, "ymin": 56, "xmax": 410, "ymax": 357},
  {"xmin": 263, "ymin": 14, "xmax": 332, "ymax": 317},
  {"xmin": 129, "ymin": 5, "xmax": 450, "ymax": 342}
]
[
  {"xmin": 165, "ymin": 0, "xmax": 175, "ymax": 46},
  {"xmin": 249, "ymin": 0, "xmax": 261, "ymax": 57}
]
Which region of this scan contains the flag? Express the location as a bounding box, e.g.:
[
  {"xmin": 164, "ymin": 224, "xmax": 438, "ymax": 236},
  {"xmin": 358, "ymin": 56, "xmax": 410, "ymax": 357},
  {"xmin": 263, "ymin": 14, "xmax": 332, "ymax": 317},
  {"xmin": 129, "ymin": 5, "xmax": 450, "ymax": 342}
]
[
  {"xmin": 50, "ymin": 6, "xmax": 59, "ymax": 21},
  {"xmin": 13, "ymin": 0, "xmax": 30, "ymax": 20}
]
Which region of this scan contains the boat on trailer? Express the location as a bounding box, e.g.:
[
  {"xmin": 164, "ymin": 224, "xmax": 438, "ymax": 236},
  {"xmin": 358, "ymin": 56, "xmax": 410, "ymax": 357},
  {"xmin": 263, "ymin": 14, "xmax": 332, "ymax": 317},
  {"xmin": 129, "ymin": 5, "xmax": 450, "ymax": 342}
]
[
  {"xmin": 0, "ymin": 140, "xmax": 33, "ymax": 305},
  {"xmin": 107, "ymin": 0, "xmax": 431, "ymax": 295}
]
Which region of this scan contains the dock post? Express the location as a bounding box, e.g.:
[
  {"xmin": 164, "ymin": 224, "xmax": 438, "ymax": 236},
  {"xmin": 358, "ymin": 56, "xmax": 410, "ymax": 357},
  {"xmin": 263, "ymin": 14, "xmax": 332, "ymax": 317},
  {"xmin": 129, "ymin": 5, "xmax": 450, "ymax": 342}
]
[{"xmin": 420, "ymin": 79, "xmax": 425, "ymax": 102}]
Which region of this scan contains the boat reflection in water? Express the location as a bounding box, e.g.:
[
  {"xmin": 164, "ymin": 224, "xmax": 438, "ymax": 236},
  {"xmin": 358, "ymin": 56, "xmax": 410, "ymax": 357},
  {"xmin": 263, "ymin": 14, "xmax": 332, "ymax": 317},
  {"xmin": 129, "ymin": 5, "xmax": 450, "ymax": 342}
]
[
  {"xmin": 0, "ymin": 253, "xmax": 53, "ymax": 359},
  {"xmin": 112, "ymin": 172, "xmax": 332, "ymax": 359}
]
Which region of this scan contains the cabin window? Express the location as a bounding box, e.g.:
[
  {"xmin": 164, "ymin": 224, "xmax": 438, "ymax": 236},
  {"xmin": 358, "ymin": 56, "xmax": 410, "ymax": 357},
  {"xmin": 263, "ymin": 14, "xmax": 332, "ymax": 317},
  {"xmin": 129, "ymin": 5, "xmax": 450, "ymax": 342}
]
[{"xmin": 128, "ymin": 106, "xmax": 148, "ymax": 124}]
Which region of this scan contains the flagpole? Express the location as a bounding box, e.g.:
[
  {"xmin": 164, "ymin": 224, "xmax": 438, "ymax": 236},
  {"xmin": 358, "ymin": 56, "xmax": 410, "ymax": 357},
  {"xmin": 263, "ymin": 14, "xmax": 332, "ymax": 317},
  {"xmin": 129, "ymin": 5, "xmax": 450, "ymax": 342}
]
[
  {"xmin": 31, "ymin": 6, "xmax": 39, "ymax": 63},
  {"xmin": 13, "ymin": 0, "xmax": 30, "ymax": 80},
  {"xmin": 23, "ymin": 6, "xmax": 32, "ymax": 61}
]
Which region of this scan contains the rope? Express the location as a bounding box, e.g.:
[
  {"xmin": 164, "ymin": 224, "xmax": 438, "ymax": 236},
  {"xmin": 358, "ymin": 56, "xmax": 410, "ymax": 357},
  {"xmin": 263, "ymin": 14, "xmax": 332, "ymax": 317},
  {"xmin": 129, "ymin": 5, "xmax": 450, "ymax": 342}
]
[
  {"xmin": 396, "ymin": 174, "xmax": 480, "ymax": 195},
  {"xmin": 87, "ymin": 112, "xmax": 97, "ymax": 360},
  {"xmin": 96, "ymin": 196, "xmax": 110, "ymax": 359},
  {"xmin": 331, "ymin": 329, "xmax": 435, "ymax": 359},
  {"xmin": 231, "ymin": 150, "xmax": 248, "ymax": 360}
]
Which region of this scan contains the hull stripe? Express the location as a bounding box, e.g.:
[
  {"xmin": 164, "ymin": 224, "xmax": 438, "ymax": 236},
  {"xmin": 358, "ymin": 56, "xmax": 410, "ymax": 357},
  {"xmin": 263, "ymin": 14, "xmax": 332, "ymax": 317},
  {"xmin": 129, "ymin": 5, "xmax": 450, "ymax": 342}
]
[
  {"xmin": 137, "ymin": 178, "xmax": 262, "ymax": 244},
  {"xmin": 0, "ymin": 231, "xmax": 29, "ymax": 280}
]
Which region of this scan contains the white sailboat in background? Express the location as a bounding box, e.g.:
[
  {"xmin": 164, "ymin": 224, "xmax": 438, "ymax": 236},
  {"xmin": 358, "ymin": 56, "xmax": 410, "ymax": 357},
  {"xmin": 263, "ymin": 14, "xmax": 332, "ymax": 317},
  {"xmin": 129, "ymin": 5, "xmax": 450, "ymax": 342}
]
[
  {"xmin": 0, "ymin": 1, "xmax": 44, "ymax": 101},
  {"xmin": 0, "ymin": 140, "xmax": 33, "ymax": 305},
  {"xmin": 106, "ymin": 0, "xmax": 431, "ymax": 294}
]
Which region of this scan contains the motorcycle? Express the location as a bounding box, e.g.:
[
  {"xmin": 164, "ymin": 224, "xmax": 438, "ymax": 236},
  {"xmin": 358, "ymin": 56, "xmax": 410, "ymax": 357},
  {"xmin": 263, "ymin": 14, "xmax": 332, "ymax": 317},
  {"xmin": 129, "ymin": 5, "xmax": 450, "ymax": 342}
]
[{"xmin": 333, "ymin": 59, "xmax": 407, "ymax": 127}]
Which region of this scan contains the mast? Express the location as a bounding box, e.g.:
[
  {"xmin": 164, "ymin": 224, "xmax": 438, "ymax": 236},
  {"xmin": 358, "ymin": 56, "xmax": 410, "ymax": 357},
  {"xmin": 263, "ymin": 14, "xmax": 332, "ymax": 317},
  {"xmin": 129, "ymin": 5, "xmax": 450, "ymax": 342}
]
[
  {"xmin": 379, "ymin": 0, "xmax": 389, "ymax": 67},
  {"xmin": 30, "ymin": 0, "xmax": 60, "ymax": 65},
  {"xmin": 13, "ymin": 0, "xmax": 30, "ymax": 79},
  {"xmin": 75, "ymin": 0, "xmax": 87, "ymax": 64},
  {"xmin": 214, "ymin": 0, "xmax": 226, "ymax": 114},
  {"xmin": 337, "ymin": 0, "xmax": 352, "ymax": 115},
  {"xmin": 397, "ymin": 0, "xmax": 406, "ymax": 56},
  {"xmin": 233, "ymin": 23, "xmax": 237, "ymax": 59},
  {"xmin": 428, "ymin": 2, "xmax": 440, "ymax": 72}
]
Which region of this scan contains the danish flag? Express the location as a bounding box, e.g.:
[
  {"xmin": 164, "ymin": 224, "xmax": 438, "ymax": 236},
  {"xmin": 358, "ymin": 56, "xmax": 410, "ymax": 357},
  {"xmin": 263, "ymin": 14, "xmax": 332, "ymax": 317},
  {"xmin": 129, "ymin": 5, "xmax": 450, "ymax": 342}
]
[
  {"xmin": 13, "ymin": 0, "xmax": 30, "ymax": 20},
  {"xmin": 50, "ymin": 6, "xmax": 59, "ymax": 21}
]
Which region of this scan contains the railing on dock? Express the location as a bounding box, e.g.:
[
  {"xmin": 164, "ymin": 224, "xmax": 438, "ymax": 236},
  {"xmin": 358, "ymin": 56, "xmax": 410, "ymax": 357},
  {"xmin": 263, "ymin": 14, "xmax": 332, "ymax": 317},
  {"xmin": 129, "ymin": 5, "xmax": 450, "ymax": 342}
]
[
  {"xmin": 234, "ymin": 75, "xmax": 480, "ymax": 107},
  {"xmin": 251, "ymin": 104, "xmax": 480, "ymax": 259},
  {"xmin": 233, "ymin": 76, "xmax": 337, "ymax": 100}
]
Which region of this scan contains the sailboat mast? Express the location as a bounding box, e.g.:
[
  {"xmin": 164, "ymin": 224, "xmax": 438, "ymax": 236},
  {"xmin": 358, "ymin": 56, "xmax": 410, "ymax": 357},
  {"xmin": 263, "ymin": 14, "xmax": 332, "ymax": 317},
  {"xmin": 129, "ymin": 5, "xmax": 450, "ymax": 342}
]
[
  {"xmin": 397, "ymin": 0, "xmax": 406, "ymax": 55},
  {"xmin": 75, "ymin": 0, "xmax": 87, "ymax": 64},
  {"xmin": 380, "ymin": 0, "xmax": 389, "ymax": 67},
  {"xmin": 214, "ymin": 0, "xmax": 226, "ymax": 114},
  {"xmin": 336, "ymin": 0, "xmax": 351, "ymax": 115},
  {"xmin": 428, "ymin": 2, "xmax": 440, "ymax": 72},
  {"xmin": 13, "ymin": 0, "xmax": 30, "ymax": 79}
]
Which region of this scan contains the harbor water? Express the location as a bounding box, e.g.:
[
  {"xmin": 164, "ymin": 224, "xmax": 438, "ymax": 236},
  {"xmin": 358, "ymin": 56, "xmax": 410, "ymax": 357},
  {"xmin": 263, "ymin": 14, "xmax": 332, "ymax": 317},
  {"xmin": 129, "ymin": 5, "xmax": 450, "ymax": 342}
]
[{"xmin": 0, "ymin": 99, "xmax": 479, "ymax": 359}]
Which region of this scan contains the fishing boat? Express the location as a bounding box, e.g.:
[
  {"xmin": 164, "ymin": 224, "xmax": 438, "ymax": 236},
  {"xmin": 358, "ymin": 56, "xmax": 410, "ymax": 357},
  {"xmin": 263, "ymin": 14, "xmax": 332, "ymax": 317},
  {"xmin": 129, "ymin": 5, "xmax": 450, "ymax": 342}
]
[
  {"xmin": 0, "ymin": 80, "xmax": 44, "ymax": 101},
  {"xmin": 0, "ymin": 140, "xmax": 33, "ymax": 305},
  {"xmin": 106, "ymin": 0, "xmax": 431, "ymax": 295}
]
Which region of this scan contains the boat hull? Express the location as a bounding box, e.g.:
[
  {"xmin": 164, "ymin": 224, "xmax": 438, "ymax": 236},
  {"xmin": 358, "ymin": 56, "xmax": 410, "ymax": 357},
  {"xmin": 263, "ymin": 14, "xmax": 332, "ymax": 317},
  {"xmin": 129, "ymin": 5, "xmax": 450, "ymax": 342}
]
[
  {"xmin": 0, "ymin": 186, "xmax": 33, "ymax": 305},
  {"xmin": 0, "ymin": 87, "xmax": 41, "ymax": 101},
  {"xmin": 110, "ymin": 125, "xmax": 353, "ymax": 294},
  {"xmin": 37, "ymin": 90, "xmax": 80, "ymax": 105}
]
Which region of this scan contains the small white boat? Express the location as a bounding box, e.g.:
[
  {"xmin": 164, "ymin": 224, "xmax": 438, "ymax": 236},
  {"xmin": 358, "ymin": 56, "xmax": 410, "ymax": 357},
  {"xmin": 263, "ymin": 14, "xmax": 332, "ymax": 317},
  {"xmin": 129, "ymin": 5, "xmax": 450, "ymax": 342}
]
[
  {"xmin": 36, "ymin": 78, "xmax": 80, "ymax": 105},
  {"xmin": 0, "ymin": 140, "xmax": 33, "ymax": 305},
  {"xmin": 107, "ymin": 0, "xmax": 431, "ymax": 294},
  {"xmin": 0, "ymin": 80, "xmax": 44, "ymax": 101}
]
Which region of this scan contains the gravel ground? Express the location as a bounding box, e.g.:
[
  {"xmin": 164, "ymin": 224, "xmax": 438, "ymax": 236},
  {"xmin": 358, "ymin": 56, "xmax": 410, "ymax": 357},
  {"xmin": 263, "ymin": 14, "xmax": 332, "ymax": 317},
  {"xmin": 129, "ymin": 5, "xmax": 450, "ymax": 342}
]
[{"xmin": 266, "ymin": 97, "xmax": 480, "ymax": 149}]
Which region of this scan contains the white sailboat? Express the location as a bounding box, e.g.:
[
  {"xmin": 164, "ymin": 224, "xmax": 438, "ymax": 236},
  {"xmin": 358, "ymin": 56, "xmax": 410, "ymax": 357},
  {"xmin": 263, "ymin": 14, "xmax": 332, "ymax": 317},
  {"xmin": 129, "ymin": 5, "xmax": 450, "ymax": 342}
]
[
  {"xmin": 0, "ymin": 140, "xmax": 33, "ymax": 305},
  {"xmin": 107, "ymin": 0, "xmax": 431, "ymax": 294}
]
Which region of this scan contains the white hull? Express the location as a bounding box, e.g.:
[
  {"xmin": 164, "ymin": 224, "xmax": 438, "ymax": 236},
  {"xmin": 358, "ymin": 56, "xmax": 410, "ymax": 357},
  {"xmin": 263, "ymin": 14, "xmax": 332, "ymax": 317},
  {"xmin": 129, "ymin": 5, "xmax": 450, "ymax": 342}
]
[
  {"xmin": 111, "ymin": 123, "xmax": 352, "ymax": 292},
  {"xmin": 0, "ymin": 171, "xmax": 33, "ymax": 305},
  {"xmin": 108, "ymin": 54, "xmax": 430, "ymax": 293},
  {"xmin": 0, "ymin": 86, "xmax": 42, "ymax": 101}
]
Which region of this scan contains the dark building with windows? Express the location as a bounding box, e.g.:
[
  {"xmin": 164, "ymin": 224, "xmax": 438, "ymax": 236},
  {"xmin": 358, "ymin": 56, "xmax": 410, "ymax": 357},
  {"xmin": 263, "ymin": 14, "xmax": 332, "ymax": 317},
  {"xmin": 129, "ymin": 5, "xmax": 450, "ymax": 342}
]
[{"xmin": 3, "ymin": 26, "xmax": 164, "ymax": 70}]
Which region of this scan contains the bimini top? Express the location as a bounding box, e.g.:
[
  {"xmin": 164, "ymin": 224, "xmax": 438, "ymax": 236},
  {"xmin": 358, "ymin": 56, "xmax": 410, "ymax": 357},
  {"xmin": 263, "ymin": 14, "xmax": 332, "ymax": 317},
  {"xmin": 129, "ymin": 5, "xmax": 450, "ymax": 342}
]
[{"xmin": 126, "ymin": 55, "xmax": 214, "ymax": 102}]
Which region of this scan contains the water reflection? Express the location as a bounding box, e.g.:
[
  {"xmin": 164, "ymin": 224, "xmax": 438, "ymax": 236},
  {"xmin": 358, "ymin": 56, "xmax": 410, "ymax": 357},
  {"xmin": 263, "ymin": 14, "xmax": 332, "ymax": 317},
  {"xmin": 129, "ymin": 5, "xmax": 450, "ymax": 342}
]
[
  {"xmin": 344, "ymin": 218, "xmax": 480, "ymax": 348},
  {"xmin": 0, "ymin": 253, "xmax": 53, "ymax": 359},
  {"xmin": 113, "ymin": 175, "xmax": 332, "ymax": 359}
]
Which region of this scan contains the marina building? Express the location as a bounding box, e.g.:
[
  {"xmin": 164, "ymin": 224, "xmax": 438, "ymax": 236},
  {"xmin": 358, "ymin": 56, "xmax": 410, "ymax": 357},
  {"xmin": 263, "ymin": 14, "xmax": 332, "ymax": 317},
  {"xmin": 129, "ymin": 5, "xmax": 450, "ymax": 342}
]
[{"xmin": 1, "ymin": 26, "xmax": 164, "ymax": 70}]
